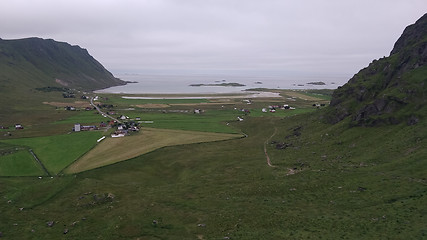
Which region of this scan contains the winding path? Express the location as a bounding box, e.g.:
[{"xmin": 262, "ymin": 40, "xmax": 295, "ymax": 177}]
[{"xmin": 264, "ymin": 127, "xmax": 278, "ymax": 167}]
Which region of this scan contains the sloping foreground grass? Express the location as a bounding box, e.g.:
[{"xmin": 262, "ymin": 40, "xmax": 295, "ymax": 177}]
[
  {"xmin": 0, "ymin": 150, "xmax": 46, "ymax": 176},
  {"xmin": 0, "ymin": 131, "xmax": 102, "ymax": 175},
  {"xmin": 65, "ymin": 128, "xmax": 242, "ymax": 174}
]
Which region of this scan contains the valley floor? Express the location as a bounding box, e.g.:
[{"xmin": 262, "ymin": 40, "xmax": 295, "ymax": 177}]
[{"xmin": 0, "ymin": 90, "xmax": 425, "ymax": 239}]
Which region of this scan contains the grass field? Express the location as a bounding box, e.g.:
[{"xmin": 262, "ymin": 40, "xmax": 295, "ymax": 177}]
[
  {"xmin": 65, "ymin": 128, "xmax": 242, "ymax": 173},
  {"xmin": 0, "ymin": 150, "xmax": 46, "ymax": 176},
  {"xmin": 249, "ymin": 107, "xmax": 316, "ymax": 117},
  {"xmin": 0, "ymin": 131, "xmax": 103, "ymax": 175},
  {"xmin": 122, "ymin": 109, "xmax": 242, "ymax": 133},
  {"xmin": 52, "ymin": 110, "xmax": 106, "ymax": 125}
]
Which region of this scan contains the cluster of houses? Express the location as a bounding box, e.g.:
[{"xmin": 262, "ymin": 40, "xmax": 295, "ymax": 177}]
[
  {"xmin": 65, "ymin": 106, "xmax": 94, "ymax": 111},
  {"xmin": 262, "ymin": 104, "xmax": 295, "ymax": 113},
  {"xmin": 313, "ymin": 103, "xmax": 326, "ymax": 108},
  {"xmin": 0, "ymin": 124, "xmax": 24, "ymax": 130},
  {"xmin": 72, "ymin": 115, "xmax": 141, "ymax": 139},
  {"xmin": 111, "ymin": 123, "xmax": 139, "ymax": 138},
  {"xmin": 73, "ymin": 123, "xmax": 98, "ymax": 132},
  {"xmin": 73, "ymin": 120, "xmax": 118, "ymax": 132}
]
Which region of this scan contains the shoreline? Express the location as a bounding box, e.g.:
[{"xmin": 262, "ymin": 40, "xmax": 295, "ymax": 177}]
[{"xmin": 120, "ymin": 91, "xmax": 282, "ymax": 99}]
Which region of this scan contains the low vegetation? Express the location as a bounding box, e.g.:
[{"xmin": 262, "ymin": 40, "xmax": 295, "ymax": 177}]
[{"xmin": 0, "ymin": 110, "xmax": 425, "ymax": 239}]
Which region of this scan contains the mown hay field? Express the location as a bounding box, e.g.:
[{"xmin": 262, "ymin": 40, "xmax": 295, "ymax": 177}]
[{"xmin": 65, "ymin": 128, "xmax": 242, "ymax": 173}]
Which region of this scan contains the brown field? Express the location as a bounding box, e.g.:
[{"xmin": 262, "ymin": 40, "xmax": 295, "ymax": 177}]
[
  {"xmin": 133, "ymin": 104, "xmax": 170, "ymax": 108},
  {"xmin": 64, "ymin": 128, "xmax": 241, "ymax": 173},
  {"xmin": 43, "ymin": 101, "xmax": 91, "ymax": 108},
  {"xmin": 170, "ymin": 102, "xmax": 236, "ymax": 106}
]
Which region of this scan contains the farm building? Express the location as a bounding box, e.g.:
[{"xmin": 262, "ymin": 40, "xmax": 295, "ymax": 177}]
[
  {"xmin": 81, "ymin": 125, "xmax": 98, "ymax": 131},
  {"xmin": 111, "ymin": 133, "xmax": 125, "ymax": 138},
  {"xmin": 73, "ymin": 123, "xmax": 97, "ymax": 131}
]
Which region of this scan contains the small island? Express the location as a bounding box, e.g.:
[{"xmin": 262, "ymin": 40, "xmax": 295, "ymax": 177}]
[
  {"xmin": 306, "ymin": 81, "xmax": 326, "ymax": 85},
  {"xmin": 189, "ymin": 82, "xmax": 246, "ymax": 87}
]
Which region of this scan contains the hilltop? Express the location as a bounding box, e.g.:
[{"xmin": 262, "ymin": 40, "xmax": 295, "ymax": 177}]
[
  {"xmin": 0, "ymin": 37, "xmax": 125, "ymax": 91},
  {"xmin": 326, "ymin": 13, "xmax": 427, "ymax": 126}
]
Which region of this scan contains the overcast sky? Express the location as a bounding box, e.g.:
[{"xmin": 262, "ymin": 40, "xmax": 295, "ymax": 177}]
[{"xmin": 1, "ymin": 0, "xmax": 426, "ymax": 78}]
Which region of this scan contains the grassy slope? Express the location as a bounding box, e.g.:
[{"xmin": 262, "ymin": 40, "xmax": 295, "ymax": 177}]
[{"xmin": 0, "ymin": 111, "xmax": 425, "ymax": 239}]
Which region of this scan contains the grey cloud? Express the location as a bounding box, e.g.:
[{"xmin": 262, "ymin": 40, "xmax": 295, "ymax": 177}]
[{"xmin": 1, "ymin": 0, "xmax": 426, "ymax": 76}]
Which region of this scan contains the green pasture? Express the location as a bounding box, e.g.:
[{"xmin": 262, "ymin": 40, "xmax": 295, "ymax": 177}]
[
  {"xmin": 125, "ymin": 109, "xmax": 242, "ymax": 133},
  {"xmin": 248, "ymin": 107, "xmax": 315, "ymax": 117},
  {"xmin": 299, "ymin": 89, "xmax": 334, "ymax": 100},
  {"xmin": 0, "ymin": 150, "xmax": 46, "ymax": 176},
  {"xmin": 52, "ymin": 110, "xmax": 106, "ymax": 125},
  {"xmin": 0, "ymin": 131, "xmax": 103, "ymax": 175}
]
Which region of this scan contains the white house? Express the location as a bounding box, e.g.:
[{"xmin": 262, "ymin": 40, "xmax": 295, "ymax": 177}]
[
  {"xmin": 74, "ymin": 123, "xmax": 81, "ymax": 132},
  {"xmin": 111, "ymin": 133, "xmax": 125, "ymax": 138}
]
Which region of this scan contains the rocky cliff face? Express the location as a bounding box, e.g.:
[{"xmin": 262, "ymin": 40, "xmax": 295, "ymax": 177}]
[
  {"xmin": 326, "ymin": 14, "xmax": 427, "ymax": 126},
  {"xmin": 0, "ymin": 37, "xmax": 126, "ymax": 91}
]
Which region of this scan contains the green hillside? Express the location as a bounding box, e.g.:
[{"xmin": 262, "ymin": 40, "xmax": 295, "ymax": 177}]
[
  {"xmin": 0, "ymin": 37, "xmax": 125, "ymax": 91},
  {"xmin": 326, "ymin": 13, "xmax": 427, "ymax": 126},
  {"xmin": 0, "ymin": 38, "xmax": 126, "ymax": 126}
]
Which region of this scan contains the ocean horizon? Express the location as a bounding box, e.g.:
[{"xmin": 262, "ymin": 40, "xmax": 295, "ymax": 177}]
[{"xmin": 97, "ymin": 73, "xmax": 350, "ymax": 94}]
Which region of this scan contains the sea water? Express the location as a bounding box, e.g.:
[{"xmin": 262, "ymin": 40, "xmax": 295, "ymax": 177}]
[{"xmin": 96, "ymin": 73, "xmax": 349, "ymax": 94}]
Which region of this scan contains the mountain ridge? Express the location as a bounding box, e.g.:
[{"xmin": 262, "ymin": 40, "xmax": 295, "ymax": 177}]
[{"xmin": 0, "ymin": 37, "xmax": 126, "ymax": 91}]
